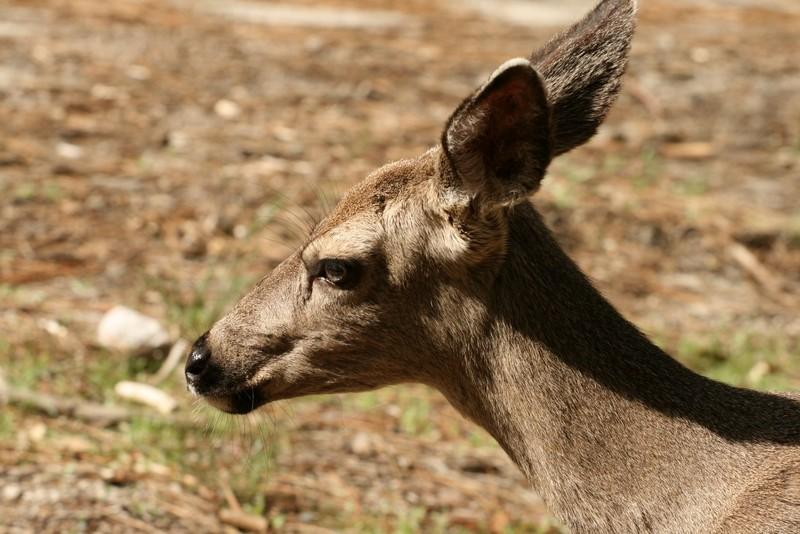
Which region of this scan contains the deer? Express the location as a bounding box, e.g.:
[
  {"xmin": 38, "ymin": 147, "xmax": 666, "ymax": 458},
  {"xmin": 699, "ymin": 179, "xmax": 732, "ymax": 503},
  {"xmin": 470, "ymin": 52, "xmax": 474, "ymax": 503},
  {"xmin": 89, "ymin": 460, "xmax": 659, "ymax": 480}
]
[{"xmin": 184, "ymin": 0, "xmax": 800, "ymax": 531}]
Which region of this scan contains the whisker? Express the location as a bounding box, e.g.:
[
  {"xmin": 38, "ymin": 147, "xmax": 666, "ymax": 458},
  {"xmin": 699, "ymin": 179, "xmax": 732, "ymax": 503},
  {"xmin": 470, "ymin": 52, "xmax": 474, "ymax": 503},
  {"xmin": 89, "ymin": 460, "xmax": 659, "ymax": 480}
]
[
  {"xmin": 315, "ymin": 185, "xmax": 339, "ymax": 221},
  {"xmin": 254, "ymin": 411, "xmax": 272, "ymax": 466},
  {"xmin": 272, "ymin": 214, "xmax": 311, "ymax": 246},
  {"xmin": 279, "ymin": 203, "xmax": 316, "ymax": 235}
]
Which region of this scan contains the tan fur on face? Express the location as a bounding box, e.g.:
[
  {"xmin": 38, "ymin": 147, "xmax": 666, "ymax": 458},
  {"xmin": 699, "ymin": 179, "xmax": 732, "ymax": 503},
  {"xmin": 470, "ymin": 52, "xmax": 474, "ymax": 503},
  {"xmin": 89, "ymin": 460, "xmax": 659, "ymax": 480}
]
[{"xmin": 302, "ymin": 216, "xmax": 382, "ymax": 268}]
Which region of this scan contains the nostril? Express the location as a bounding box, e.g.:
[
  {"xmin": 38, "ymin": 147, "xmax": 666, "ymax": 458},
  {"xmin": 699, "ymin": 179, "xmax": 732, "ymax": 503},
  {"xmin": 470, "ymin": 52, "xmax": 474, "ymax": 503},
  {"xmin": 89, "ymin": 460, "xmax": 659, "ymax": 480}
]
[
  {"xmin": 186, "ymin": 348, "xmax": 209, "ymax": 377},
  {"xmin": 185, "ymin": 333, "xmax": 211, "ymax": 381}
]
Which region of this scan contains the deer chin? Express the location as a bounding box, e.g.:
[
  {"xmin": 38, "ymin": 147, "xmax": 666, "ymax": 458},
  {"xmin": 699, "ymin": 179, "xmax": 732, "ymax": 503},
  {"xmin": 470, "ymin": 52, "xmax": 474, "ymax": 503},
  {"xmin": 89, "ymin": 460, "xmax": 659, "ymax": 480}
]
[{"xmin": 205, "ymin": 385, "xmax": 270, "ymax": 414}]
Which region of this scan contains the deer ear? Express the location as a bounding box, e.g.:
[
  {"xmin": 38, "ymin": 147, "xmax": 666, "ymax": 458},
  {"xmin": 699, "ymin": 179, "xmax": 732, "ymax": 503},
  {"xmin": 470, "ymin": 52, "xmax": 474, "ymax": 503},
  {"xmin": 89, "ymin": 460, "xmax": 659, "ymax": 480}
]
[
  {"xmin": 532, "ymin": 0, "xmax": 637, "ymax": 156},
  {"xmin": 441, "ymin": 58, "xmax": 552, "ymax": 205}
]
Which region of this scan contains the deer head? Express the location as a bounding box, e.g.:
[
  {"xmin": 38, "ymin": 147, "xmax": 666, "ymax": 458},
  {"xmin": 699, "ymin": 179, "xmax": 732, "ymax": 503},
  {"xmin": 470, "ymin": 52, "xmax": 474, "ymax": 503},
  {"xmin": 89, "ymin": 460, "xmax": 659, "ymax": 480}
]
[{"xmin": 186, "ymin": 0, "xmax": 636, "ymax": 415}]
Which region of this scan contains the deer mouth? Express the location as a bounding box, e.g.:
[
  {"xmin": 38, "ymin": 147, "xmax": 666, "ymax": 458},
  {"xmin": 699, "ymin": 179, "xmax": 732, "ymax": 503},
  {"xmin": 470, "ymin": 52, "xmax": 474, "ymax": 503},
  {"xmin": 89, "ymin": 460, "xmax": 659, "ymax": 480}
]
[{"xmin": 206, "ymin": 385, "xmax": 269, "ymax": 414}]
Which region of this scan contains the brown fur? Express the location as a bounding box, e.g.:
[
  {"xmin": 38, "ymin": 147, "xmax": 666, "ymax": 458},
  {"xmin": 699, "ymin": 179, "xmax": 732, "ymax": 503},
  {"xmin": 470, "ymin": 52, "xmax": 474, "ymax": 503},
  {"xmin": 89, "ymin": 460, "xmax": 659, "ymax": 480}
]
[{"xmin": 186, "ymin": 0, "xmax": 800, "ymax": 531}]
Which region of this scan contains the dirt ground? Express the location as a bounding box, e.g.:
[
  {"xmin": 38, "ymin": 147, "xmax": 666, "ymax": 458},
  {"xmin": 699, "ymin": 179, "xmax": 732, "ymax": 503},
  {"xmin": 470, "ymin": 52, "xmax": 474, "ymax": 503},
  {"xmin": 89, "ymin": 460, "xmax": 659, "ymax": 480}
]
[{"xmin": 1, "ymin": 0, "xmax": 798, "ymax": 532}]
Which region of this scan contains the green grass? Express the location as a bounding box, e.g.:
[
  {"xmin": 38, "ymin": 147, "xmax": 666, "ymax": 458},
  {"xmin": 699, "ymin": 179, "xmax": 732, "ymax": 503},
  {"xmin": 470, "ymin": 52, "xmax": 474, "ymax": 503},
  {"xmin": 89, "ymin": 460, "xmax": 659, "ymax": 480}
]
[
  {"xmin": 0, "ymin": 410, "xmax": 16, "ymax": 439},
  {"xmin": 101, "ymin": 406, "xmax": 279, "ymax": 518},
  {"xmin": 3, "ymin": 346, "xmax": 52, "ymax": 390},
  {"xmin": 674, "ymin": 330, "xmax": 798, "ymax": 391},
  {"xmin": 545, "ymin": 157, "xmax": 596, "ymax": 209},
  {"xmin": 10, "ymin": 180, "xmax": 64, "ymax": 203},
  {"xmin": 601, "ymin": 153, "xmax": 626, "ymax": 176},
  {"xmin": 12, "ymin": 182, "xmax": 36, "ymax": 202},
  {"xmin": 674, "ymin": 173, "xmax": 710, "ymax": 196},
  {"xmin": 634, "ymin": 145, "xmax": 662, "ymax": 189},
  {"xmin": 0, "ymin": 342, "xmax": 167, "ymax": 402},
  {"xmin": 0, "ymin": 274, "xmax": 280, "ymax": 518},
  {"xmin": 557, "ymin": 159, "xmax": 596, "ymax": 185},
  {"xmin": 323, "ymin": 386, "xmax": 451, "ymax": 439},
  {"xmin": 788, "ymin": 215, "xmax": 800, "ymax": 249},
  {"xmin": 398, "ymin": 395, "xmax": 433, "ymax": 436}
]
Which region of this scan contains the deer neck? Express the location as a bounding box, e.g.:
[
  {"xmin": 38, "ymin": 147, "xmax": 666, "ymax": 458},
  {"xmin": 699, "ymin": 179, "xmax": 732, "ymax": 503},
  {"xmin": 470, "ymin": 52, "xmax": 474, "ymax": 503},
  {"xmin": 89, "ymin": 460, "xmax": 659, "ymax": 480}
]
[{"xmin": 435, "ymin": 203, "xmax": 762, "ymax": 531}]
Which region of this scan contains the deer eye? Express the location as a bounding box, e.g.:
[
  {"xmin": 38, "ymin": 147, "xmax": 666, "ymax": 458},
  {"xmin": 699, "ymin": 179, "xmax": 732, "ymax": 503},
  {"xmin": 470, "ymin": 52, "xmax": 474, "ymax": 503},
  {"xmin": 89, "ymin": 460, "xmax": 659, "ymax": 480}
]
[{"xmin": 316, "ymin": 259, "xmax": 360, "ymax": 289}]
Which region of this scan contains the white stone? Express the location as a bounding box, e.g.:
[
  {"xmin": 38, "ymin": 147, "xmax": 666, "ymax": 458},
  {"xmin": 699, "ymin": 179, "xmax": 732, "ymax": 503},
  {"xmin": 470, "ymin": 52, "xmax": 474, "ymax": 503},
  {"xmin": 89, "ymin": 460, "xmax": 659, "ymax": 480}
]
[
  {"xmin": 214, "ymin": 98, "xmax": 241, "ymax": 119},
  {"xmin": 56, "ymin": 142, "xmax": 83, "ymax": 160},
  {"xmin": 27, "ymin": 422, "xmax": 46, "ymax": 442},
  {"xmin": 126, "ymin": 64, "xmax": 151, "ymax": 80},
  {"xmin": 349, "ymin": 432, "xmax": 374, "ymax": 456},
  {"xmin": 2, "ymin": 485, "xmax": 22, "ymax": 501},
  {"xmin": 97, "ymin": 306, "xmax": 171, "ymax": 353}
]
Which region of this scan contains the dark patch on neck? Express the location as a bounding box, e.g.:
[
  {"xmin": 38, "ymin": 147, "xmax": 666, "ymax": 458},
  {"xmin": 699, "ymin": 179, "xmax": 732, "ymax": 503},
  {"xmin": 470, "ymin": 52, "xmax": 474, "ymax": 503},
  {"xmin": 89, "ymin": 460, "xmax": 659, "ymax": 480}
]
[{"xmin": 493, "ymin": 202, "xmax": 800, "ymax": 445}]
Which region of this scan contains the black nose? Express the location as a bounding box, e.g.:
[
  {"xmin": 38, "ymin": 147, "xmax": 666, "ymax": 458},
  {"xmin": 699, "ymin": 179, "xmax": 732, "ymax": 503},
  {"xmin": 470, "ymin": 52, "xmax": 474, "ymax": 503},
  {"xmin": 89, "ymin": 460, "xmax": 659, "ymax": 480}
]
[{"xmin": 185, "ymin": 333, "xmax": 211, "ymax": 384}]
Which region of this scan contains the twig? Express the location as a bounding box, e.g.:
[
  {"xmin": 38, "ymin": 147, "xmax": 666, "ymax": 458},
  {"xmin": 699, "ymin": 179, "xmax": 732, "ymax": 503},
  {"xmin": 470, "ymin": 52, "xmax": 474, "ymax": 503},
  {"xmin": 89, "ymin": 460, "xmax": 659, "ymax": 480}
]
[
  {"xmin": 625, "ymin": 77, "xmax": 663, "ymax": 118},
  {"xmin": 660, "ymin": 141, "xmax": 715, "ymax": 160},
  {"xmin": 158, "ymin": 500, "xmax": 222, "ymax": 530},
  {"xmin": 1, "ymin": 382, "xmax": 196, "ymax": 428},
  {"xmin": 151, "ymin": 338, "xmax": 190, "ymax": 385},
  {"xmin": 282, "ymin": 523, "xmax": 339, "ymax": 534},
  {"xmin": 3, "ymin": 385, "xmax": 132, "ymax": 425},
  {"xmin": 115, "ymin": 381, "xmax": 177, "ymax": 414},
  {"xmin": 101, "ymin": 508, "xmax": 163, "ymax": 534},
  {"xmin": 220, "ymin": 476, "xmax": 243, "ymax": 513},
  {"xmin": 729, "ymin": 243, "xmax": 793, "ymax": 307},
  {"xmin": 218, "ymin": 508, "xmax": 267, "ymax": 533}
]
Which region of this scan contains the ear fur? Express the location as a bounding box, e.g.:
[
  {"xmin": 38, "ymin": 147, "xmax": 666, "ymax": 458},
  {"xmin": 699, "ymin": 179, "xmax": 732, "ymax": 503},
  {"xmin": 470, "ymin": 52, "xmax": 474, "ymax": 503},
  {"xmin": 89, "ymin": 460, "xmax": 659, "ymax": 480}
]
[
  {"xmin": 439, "ymin": 0, "xmax": 637, "ymax": 207},
  {"xmin": 531, "ymin": 0, "xmax": 637, "ymax": 155},
  {"xmin": 441, "ymin": 58, "xmax": 552, "ymax": 206}
]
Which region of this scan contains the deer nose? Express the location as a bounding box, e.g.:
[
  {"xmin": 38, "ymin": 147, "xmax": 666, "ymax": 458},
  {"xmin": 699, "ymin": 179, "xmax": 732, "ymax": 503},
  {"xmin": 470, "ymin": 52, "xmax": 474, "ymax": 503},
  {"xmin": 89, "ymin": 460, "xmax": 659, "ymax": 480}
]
[{"xmin": 185, "ymin": 333, "xmax": 212, "ymax": 384}]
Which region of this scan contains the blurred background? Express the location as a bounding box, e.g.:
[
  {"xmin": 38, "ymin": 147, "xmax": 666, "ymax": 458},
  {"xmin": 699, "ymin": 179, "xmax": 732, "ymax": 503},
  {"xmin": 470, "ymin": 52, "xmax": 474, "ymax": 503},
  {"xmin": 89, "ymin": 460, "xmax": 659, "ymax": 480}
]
[{"xmin": 1, "ymin": 0, "xmax": 798, "ymax": 532}]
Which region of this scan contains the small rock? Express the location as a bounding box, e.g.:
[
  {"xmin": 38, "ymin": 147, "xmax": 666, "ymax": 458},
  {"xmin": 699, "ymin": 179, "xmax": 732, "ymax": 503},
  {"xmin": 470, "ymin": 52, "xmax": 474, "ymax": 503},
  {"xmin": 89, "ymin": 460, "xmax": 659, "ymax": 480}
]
[
  {"xmin": 97, "ymin": 306, "xmax": 171, "ymax": 353},
  {"xmin": 101, "ymin": 467, "xmax": 134, "ymax": 486},
  {"xmin": 232, "ymin": 224, "xmax": 248, "ymax": 239},
  {"xmin": 386, "ymin": 404, "xmax": 402, "ymax": 418},
  {"xmin": 2, "ymin": 484, "xmax": 22, "ymax": 501},
  {"xmin": 298, "ymin": 511, "xmax": 315, "ymax": 523},
  {"xmin": 165, "ymin": 130, "xmax": 190, "ymax": 150},
  {"xmin": 214, "ymin": 99, "xmax": 241, "ymax": 119},
  {"xmin": 349, "ymin": 432, "xmax": 374, "ymax": 457},
  {"xmin": 56, "ymin": 142, "xmax": 83, "ymax": 160},
  {"xmin": 54, "ymin": 435, "xmax": 93, "ymax": 453},
  {"xmin": 126, "ymin": 64, "xmax": 151, "ymax": 80},
  {"xmin": 28, "ymin": 422, "xmax": 47, "ymax": 442},
  {"xmin": 38, "ymin": 318, "xmax": 68, "ymax": 338},
  {"xmin": 690, "ymin": 47, "xmax": 711, "ymax": 64},
  {"xmin": 91, "ymin": 84, "xmax": 127, "ymax": 101}
]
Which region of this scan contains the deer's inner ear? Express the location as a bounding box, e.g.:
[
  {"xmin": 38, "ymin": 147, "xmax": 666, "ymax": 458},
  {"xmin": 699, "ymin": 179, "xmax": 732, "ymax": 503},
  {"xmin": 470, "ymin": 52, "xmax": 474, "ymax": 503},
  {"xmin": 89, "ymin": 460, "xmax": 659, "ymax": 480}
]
[{"xmin": 441, "ymin": 58, "xmax": 552, "ymax": 207}]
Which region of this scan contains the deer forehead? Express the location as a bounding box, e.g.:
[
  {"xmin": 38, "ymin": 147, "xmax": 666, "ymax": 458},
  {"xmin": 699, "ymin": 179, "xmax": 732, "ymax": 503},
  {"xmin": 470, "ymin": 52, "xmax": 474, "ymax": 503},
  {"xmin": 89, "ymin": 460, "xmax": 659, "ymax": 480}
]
[
  {"xmin": 302, "ymin": 215, "xmax": 382, "ymax": 263},
  {"xmin": 302, "ymin": 152, "xmax": 440, "ymax": 261}
]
